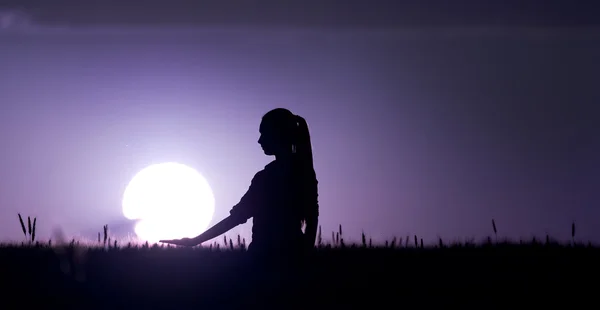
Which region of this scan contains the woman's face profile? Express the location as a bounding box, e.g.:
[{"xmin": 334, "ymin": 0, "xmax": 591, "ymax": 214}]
[
  {"xmin": 258, "ymin": 120, "xmax": 277, "ymax": 156},
  {"xmin": 258, "ymin": 110, "xmax": 295, "ymax": 157}
]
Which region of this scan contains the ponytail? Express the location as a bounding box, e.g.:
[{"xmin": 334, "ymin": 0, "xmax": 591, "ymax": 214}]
[
  {"xmin": 293, "ymin": 114, "xmax": 319, "ymax": 226},
  {"xmin": 293, "ymin": 115, "xmax": 315, "ymax": 171}
]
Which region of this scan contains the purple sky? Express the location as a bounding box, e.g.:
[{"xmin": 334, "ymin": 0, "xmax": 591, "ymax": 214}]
[{"xmin": 1, "ymin": 2, "xmax": 599, "ymax": 244}]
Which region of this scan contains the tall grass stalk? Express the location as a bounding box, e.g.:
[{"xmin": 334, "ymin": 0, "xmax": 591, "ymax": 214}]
[
  {"xmin": 572, "ymin": 221, "xmax": 576, "ymax": 246},
  {"xmin": 17, "ymin": 214, "xmax": 26, "ymax": 240},
  {"xmin": 492, "ymin": 219, "xmax": 498, "ymax": 244}
]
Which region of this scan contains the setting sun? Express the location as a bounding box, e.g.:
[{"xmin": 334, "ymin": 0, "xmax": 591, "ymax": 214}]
[{"xmin": 122, "ymin": 162, "xmax": 215, "ymax": 243}]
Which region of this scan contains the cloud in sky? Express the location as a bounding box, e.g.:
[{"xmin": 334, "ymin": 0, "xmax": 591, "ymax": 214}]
[
  {"xmin": 0, "ymin": 1, "xmax": 598, "ymax": 30},
  {"xmin": 0, "ymin": 6, "xmax": 597, "ymax": 39},
  {"xmin": 0, "ymin": 9, "xmax": 34, "ymax": 30}
]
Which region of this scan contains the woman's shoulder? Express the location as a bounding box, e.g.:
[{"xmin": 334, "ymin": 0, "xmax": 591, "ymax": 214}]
[
  {"xmin": 264, "ymin": 160, "xmax": 279, "ymax": 171},
  {"xmin": 252, "ymin": 160, "xmax": 286, "ymax": 182},
  {"xmin": 249, "ymin": 161, "xmax": 277, "ymax": 183}
]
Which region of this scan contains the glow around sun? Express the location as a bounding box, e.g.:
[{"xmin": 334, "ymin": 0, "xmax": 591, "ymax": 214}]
[{"xmin": 122, "ymin": 162, "xmax": 215, "ymax": 243}]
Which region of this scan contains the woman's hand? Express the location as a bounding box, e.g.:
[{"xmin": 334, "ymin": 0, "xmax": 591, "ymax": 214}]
[{"xmin": 159, "ymin": 237, "xmax": 198, "ymax": 247}]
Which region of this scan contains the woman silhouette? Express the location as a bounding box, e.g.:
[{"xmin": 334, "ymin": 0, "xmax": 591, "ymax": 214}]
[{"xmin": 160, "ymin": 108, "xmax": 319, "ymax": 257}]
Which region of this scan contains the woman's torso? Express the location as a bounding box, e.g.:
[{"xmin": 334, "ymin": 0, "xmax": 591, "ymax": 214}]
[{"xmin": 249, "ymin": 160, "xmax": 306, "ymax": 251}]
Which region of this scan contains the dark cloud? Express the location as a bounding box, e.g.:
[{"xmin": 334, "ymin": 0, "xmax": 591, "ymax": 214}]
[{"xmin": 0, "ymin": 0, "xmax": 598, "ymax": 29}]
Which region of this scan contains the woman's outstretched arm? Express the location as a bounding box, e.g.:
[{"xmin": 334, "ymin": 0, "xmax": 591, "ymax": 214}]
[
  {"xmin": 190, "ymin": 215, "xmax": 241, "ymax": 245},
  {"xmin": 160, "ymin": 215, "xmax": 242, "ymax": 246}
]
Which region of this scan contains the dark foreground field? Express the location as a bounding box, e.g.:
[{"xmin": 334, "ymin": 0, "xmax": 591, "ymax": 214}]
[{"xmin": 2, "ymin": 239, "xmax": 599, "ymax": 309}]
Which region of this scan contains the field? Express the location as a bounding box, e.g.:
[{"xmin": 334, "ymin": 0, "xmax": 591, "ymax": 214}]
[{"xmin": 1, "ymin": 217, "xmax": 599, "ymax": 309}]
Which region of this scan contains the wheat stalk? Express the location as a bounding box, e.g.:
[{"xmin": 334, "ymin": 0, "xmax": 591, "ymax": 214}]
[
  {"xmin": 103, "ymin": 225, "xmax": 108, "ymax": 247},
  {"xmin": 31, "ymin": 217, "xmax": 36, "ymax": 243},
  {"xmin": 17, "ymin": 213, "xmax": 26, "ymax": 240},
  {"xmin": 572, "ymin": 221, "xmax": 576, "ymax": 246},
  {"xmin": 492, "ymin": 219, "xmax": 498, "ymax": 243},
  {"xmin": 361, "ymin": 232, "xmax": 366, "ymax": 248},
  {"xmin": 27, "ymin": 216, "xmax": 32, "ymax": 243}
]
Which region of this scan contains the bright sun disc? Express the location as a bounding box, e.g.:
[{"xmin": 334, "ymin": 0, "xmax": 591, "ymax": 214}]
[{"xmin": 122, "ymin": 162, "xmax": 215, "ymax": 243}]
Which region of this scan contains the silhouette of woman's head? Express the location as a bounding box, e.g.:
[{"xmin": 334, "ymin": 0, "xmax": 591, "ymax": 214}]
[{"xmin": 258, "ymin": 108, "xmax": 302, "ymax": 157}]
